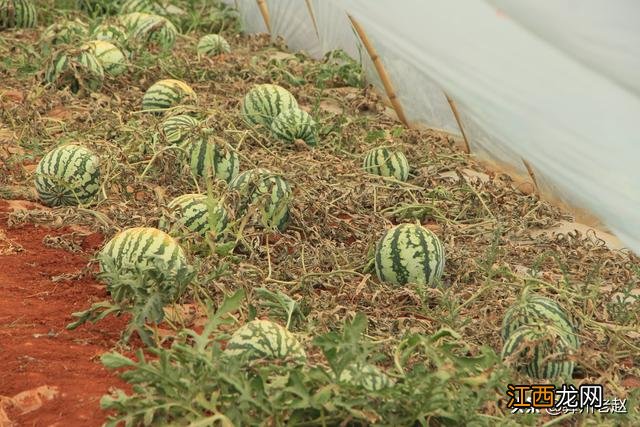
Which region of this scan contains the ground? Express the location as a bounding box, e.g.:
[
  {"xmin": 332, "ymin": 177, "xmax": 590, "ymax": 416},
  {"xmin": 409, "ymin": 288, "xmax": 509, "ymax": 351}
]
[
  {"xmin": 0, "ymin": 1, "xmax": 638, "ymax": 426},
  {"xmin": 0, "ymin": 201, "xmax": 131, "ymax": 426}
]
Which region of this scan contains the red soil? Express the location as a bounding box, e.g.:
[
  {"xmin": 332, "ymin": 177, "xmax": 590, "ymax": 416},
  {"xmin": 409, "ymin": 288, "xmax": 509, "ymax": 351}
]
[{"xmin": 0, "ymin": 200, "xmax": 130, "ymax": 426}]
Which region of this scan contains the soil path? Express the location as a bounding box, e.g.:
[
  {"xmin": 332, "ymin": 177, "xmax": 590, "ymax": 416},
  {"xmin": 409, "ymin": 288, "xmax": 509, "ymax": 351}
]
[{"xmin": 0, "ymin": 200, "xmax": 129, "ymax": 426}]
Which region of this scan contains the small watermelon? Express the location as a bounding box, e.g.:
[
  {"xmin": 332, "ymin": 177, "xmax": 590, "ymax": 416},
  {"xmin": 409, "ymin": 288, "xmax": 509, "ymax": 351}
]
[
  {"xmin": 270, "ymin": 107, "xmax": 318, "ymax": 146},
  {"xmin": 159, "ymin": 114, "xmax": 200, "ymax": 146},
  {"xmin": 91, "ymin": 22, "xmax": 128, "ymax": 45},
  {"xmin": 34, "ymin": 144, "xmax": 100, "ymax": 207},
  {"xmin": 241, "ymin": 84, "xmax": 298, "ymax": 127},
  {"xmin": 0, "ymin": 0, "xmax": 37, "ymax": 29},
  {"xmin": 502, "ymin": 295, "xmax": 580, "ymax": 348},
  {"xmin": 374, "ymin": 223, "xmax": 445, "ymax": 286},
  {"xmin": 338, "ymin": 363, "xmax": 394, "ymax": 392},
  {"xmin": 123, "ymin": 12, "xmax": 177, "ymax": 50},
  {"xmin": 41, "ymin": 19, "xmax": 88, "ymax": 45},
  {"xmin": 501, "ymin": 324, "xmax": 578, "ymax": 379},
  {"xmin": 196, "ymin": 34, "xmax": 230, "ymax": 56},
  {"xmin": 99, "ymin": 227, "xmax": 190, "ymax": 278},
  {"xmin": 77, "ymin": 0, "xmax": 121, "ymax": 16},
  {"xmin": 363, "ymin": 147, "xmax": 410, "ymax": 182},
  {"xmin": 187, "ymin": 136, "xmax": 239, "ymax": 183},
  {"xmin": 229, "ymin": 168, "xmax": 292, "ymax": 231},
  {"xmin": 224, "ymin": 319, "xmax": 306, "ymax": 364},
  {"xmin": 82, "ymin": 40, "xmax": 127, "ymax": 76},
  {"xmin": 120, "ymin": 0, "xmax": 162, "ymax": 14},
  {"xmin": 119, "ymin": 11, "xmax": 148, "ymax": 29},
  {"xmin": 159, "ymin": 193, "xmax": 229, "ymax": 239},
  {"xmin": 44, "ymin": 46, "xmax": 104, "ymax": 94},
  {"xmin": 142, "ymin": 79, "xmax": 196, "ymax": 114}
]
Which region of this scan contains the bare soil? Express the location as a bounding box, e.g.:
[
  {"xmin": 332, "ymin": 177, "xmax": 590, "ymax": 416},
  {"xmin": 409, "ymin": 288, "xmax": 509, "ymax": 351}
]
[{"xmin": 0, "ymin": 201, "xmax": 130, "ymax": 426}]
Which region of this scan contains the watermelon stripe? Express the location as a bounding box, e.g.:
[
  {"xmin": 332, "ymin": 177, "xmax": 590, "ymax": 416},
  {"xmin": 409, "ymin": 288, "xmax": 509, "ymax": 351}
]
[
  {"xmin": 224, "ymin": 319, "xmax": 306, "ymax": 363},
  {"xmin": 35, "ymin": 145, "xmax": 100, "ymax": 206},
  {"xmin": 241, "ymin": 84, "xmax": 298, "ymax": 127},
  {"xmin": 374, "ymin": 224, "xmax": 445, "ymax": 286},
  {"xmin": 363, "ymin": 147, "xmax": 410, "ymax": 182}
]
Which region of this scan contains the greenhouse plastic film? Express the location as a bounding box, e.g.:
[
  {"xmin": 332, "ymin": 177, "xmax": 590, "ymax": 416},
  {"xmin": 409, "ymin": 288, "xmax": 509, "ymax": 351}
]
[
  {"xmin": 226, "ymin": 0, "xmax": 640, "ymax": 254},
  {"xmin": 333, "ymin": 0, "xmax": 640, "ymax": 254},
  {"xmin": 488, "ymin": 0, "xmax": 640, "ymax": 97}
]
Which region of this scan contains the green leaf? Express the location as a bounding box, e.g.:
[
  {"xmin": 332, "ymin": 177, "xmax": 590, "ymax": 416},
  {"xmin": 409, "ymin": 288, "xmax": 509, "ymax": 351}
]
[{"xmin": 101, "ymin": 352, "xmax": 136, "ymax": 369}]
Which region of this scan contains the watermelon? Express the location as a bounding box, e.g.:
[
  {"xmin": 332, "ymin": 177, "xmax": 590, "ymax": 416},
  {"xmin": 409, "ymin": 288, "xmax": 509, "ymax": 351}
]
[
  {"xmin": 338, "ymin": 363, "xmax": 394, "ymax": 392},
  {"xmin": 187, "ymin": 136, "xmax": 239, "ymax": 183},
  {"xmin": 241, "ymin": 84, "xmax": 298, "ymax": 127},
  {"xmin": 91, "ymin": 23, "xmax": 128, "ymax": 45},
  {"xmin": 99, "ymin": 227, "xmax": 189, "ymax": 277},
  {"xmin": 82, "ymin": 40, "xmax": 126, "ymax": 76},
  {"xmin": 363, "ymin": 147, "xmax": 410, "ymax": 182},
  {"xmin": 159, "ymin": 193, "xmax": 229, "ymax": 239},
  {"xmin": 142, "ymin": 79, "xmax": 197, "ymax": 114},
  {"xmin": 229, "ymin": 168, "xmax": 292, "ymax": 231},
  {"xmin": 41, "ymin": 20, "xmax": 88, "ymax": 45},
  {"xmin": 501, "ymin": 295, "xmax": 579, "ymax": 348},
  {"xmin": 77, "ymin": 0, "xmax": 121, "ymax": 16},
  {"xmin": 120, "ymin": 0, "xmax": 162, "ymax": 14},
  {"xmin": 119, "ymin": 11, "xmax": 148, "ymax": 29},
  {"xmin": 123, "ymin": 12, "xmax": 177, "ymax": 50},
  {"xmin": 270, "ymin": 107, "xmax": 318, "ymax": 147},
  {"xmin": 374, "ymin": 223, "xmax": 445, "ymax": 286},
  {"xmin": 34, "ymin": 144, "xmax": 100, "ymax": 207},
  {"xmin": 159, "ymin": 114, "xmax": 200, "ymax": 146},
  {"xmin": 501, "ymin": 324, "xmax": 578, "ymax": 379},
  {"xmin": 44, "ymin": 47, "xmax": 104, "ymax": 94},
  {"xmin": 0, "ymin": 0, "xmax": 36, "ymax": 29},
  {"xmin": 196, "ymin": 34, "xmax": 230, "ymax": 56},
  {"xmin": 224, "ymin": 319, "xmax": 306, "ymax": 364}
]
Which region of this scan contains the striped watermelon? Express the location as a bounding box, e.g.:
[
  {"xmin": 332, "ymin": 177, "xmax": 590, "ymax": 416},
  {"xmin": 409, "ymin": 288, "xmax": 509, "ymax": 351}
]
[
  {"xmin": 501, "ymin": 295, "xmax": 579, "ymax": 348},
  {"xmin": 241, "ymin": 84, "xmax": 298, "ymax": 127},
  {"xmin": 0, "ymin": 0, "xmax": 36, "ymax": 29},
  {"xmin": 124, "ymin": 12, "xmax": 178, "ymax": 50},
  {"xmin": 159, "ymin": 193, "xmax": 229, "ymax": 239},
  {"xmin": 82, "ymin": 40, "xmax": 126, "ymax": 76},
  {"xmin": 41, "ymin": 20, "xmax": 88, "ymax": 45},
  {"xmin": 338, "ymin": 363, "xmax": 394, "ymax": 392},
  {"xmin": 120, "ymin": 0, "xmax": 162, "ymax": 14},
  {"xmin": 363, "ymin": 147, "xmax": 410, "ymax": 182},
  {"xmin": 44, "ymin": 47, "xmax": 104, "ymax": 93},
  {"xmin": 229, "ymin": 168, "xmax": 292, "ymax": 231},
  {"xmin": 142, "ymin": 79, "xmax": 197, "ymax": 114},
  {"xmin": 91, "ymin": 23, "xmax": 128, "ymax": 45},
  {"xmin": 374, "ymin": 223, "xmax": 445, "ymax": 286},
  {"xmin": 196, "ymin": 34, "xmax": 230, "ymax": 56},
  {"xmin": 187, "ymin": 136, "xmax": 239, "ymax": 183},
  {"xmin": 224, "ymin": 319, "xmax": 306, "ymax": 364},
  {"xmin": 271, "ymin": 107, "xmax": 318, "ymax": 147},
  {"xmin": 99, "ymin": 227, "xmax": 189, "ymax": 275},
  {"xmin": 159, "ymin": 114, "xmax": 199, "ymax": 146},
  {"xmin": 34, "ymin": 144, "xmax": 100, "ymax": 207},
  {"xmin": 501, "ymin": 324, "xmax": 578, "ymax": 379},
  {"xmin": 77, "ymin": 0, "xmax": 121, "ymax": 16},
  {"xmin": 119, "ymin": 11, "xmax": 148, "ymax": 29}
]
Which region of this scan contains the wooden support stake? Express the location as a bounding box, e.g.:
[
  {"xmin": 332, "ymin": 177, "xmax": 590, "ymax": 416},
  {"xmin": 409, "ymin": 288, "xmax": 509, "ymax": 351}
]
[
  {"xmin": 305, "ymin": 0, "xmax": 320, "ymax": 40},
  {"xmin": 256, "ymin": 0, "xmax": 271, "ymax": 34},
  {"xmin": 444, "ymin": 93, "xmax": 471, "ymax": 154},
  {"xmin": 347, "ymin": 14, "xmax": 409, "ymax": 127},
  {"xmin": 522, "ymin": 158, "xmax": 540, "ymax": 197}
]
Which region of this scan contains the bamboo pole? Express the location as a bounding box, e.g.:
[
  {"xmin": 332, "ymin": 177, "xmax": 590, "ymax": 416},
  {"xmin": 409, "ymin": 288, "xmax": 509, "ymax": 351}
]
[
  {"xmin": 444, "ymin": 93, "xmax": 471, "ymax": 154},
  {"xmin": 256, "ymin": 0, "xmax": 271, "ymax": 34},
  {"xmin": 305, "ymin": 0, "xmax": 320, "ymax": 40},
  {"xmin": 522, "ymin": 158, "xmax": 540, "ymax": 196},
  {"xmin": 347, "ymin": 14, "xmax": 409, "ymax": 127}
]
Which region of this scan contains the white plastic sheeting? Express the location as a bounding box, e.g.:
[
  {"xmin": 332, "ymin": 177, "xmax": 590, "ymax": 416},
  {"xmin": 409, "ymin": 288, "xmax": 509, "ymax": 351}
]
[{"xmin": 225, "ymin": 0, "xmax": 640, "ymax": 254}]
